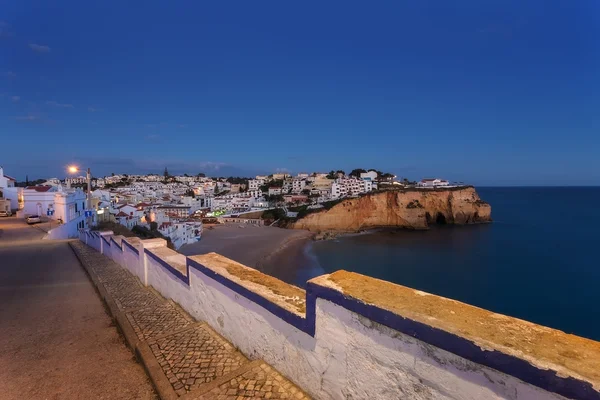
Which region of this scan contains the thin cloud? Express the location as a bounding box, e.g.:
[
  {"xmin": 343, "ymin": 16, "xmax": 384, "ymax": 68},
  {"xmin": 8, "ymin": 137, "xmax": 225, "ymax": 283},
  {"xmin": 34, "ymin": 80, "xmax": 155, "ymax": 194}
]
[
  {"xmin": 15, "ymin": 114, "xmax": 39, "ymax": 121},
  {"xmin": 29, "ymin": 43, "xmax": 51, "ymax": 53},
  {"xmin": 0, "ymin": 21, "xmax": 14, "ymax": 38},
  {"xmin": 15, "ymin": 114, "xmax": 56, "ymax": 125},
  {"xmin": 11, "ymin": 96, "xmax": 20, "ymax": 103},
  {"xmin": 46, "ymin": 100, "xmax": 74, "ymax": 108}
]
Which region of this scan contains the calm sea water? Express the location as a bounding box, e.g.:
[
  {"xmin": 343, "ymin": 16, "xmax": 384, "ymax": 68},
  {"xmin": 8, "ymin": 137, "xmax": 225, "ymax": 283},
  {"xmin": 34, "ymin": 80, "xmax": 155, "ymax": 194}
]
[{"xmin": 293, "ymin": 187, "xmax": 600, "ymax": 341}]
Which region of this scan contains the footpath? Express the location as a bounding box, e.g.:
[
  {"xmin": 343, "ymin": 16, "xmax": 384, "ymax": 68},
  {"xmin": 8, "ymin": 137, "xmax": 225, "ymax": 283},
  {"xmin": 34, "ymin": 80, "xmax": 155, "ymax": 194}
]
[{"xmin": 70, "ymin": 241, "xmax": 309, "ymax": 400}]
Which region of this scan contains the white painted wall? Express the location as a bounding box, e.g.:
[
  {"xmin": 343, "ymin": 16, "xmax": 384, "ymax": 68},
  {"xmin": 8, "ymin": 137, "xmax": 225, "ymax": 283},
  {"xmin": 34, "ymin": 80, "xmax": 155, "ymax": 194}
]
[
  {"xmin": 47, "ymin": 214, "xmax": 86, "ymax": 239},
  {"xmin": 80, "ymin": 234, "xmax": 577, "ymax": 400},
  {"xmin": 314, "ymin": 299, "xmax": 566, "ymax": 400},
  {"xmin": 1, "ymin": 187, "xmax": 22, "ymax": 210}
]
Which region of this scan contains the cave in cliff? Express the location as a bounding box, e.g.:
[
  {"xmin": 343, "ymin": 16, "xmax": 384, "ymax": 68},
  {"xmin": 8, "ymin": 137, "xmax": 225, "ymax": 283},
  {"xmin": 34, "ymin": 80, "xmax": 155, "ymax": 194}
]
[{"xmin": 436, "ymin": 213, "xmax": 447, "ymax": 225}]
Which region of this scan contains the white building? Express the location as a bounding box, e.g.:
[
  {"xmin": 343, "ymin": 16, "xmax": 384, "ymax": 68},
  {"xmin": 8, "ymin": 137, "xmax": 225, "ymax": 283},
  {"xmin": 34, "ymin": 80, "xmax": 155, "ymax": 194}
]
[
  {"xmin": 360, "ymin": 171, "xmax": 378, "ymax": 181},
  {"xmin": 115, "ymin": 211, "xmax": 141, "ymax": 229},
  {"xmin": 418, "ymin": 178, "xmax": 450, "ymax": 188},
  {"xmin": 158, "ymin": 221, "xmax": 203, "ymax": 250},
  {"xmin": 248, "ymin": 179, "xmax": 261, "ymax": 191},
  {"xmin": 53, "ymin": 189, "xmax": 88, "ymax": 230},
  {"xmin": 21, "ymin": 186, "xmax": 90, "ymax": 238},
  {"xmin": 66, "ymin": 176, "xmax": 86, "ymax": 186},
  {"xmin": 292, "ymin": 178, "xmax": 306, "ymax": 194},
  {"xmin": 0, "ymin": 166, "xmax": 20, "ymax": 212},
  {"xmin": 22, "ymin": 186, "xmax": 57, "ymax": 216},
  {"xmin": 181, "ymin": 196, "xmax": 207, "ymax": 213},
  {"xmin": 268, "ymin": 187, "xmax": 282, "ymax": 196},
  {"xmin": 331, "ymin": 177, "xmax": 374, "ymax": 199},
  {"xmin": 113, "ymin": 204, "xmax": 141, "ymax": 218},
  {"xmin": 0, "ymin": 166, "xmax": 16, "ymax": 190},
  {"xmin": 144, "ymin": 174, "xmax": 162, "ymax": 182}
]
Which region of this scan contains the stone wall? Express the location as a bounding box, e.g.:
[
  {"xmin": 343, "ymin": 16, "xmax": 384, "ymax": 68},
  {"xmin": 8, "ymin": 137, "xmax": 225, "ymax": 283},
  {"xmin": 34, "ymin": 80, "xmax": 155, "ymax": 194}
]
[{"xmin": 78, "ymin": 229, "xmax": 600, "ymax": 400}]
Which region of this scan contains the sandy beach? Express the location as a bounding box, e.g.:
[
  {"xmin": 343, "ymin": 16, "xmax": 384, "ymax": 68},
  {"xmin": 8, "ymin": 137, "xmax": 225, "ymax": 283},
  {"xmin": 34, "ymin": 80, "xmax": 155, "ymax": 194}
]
[{"xmin": 179, "ymin": 223, "xmax": 313, "ymax": 283}]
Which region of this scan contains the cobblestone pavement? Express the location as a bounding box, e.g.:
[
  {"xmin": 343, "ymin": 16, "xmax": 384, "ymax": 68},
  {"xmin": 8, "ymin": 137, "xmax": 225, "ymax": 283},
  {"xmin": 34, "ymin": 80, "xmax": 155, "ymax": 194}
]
[
  {"xmin": 127, "ymin": 303, "xmax": 194, "ymax": 341},
  {"xmin": 199, "ymin": 362, "xmax": 310, "ymax": 400},
  {"xmin": 70, "ymin": 241, "xmax": 310, "ymax": 399},
  {"xmin": 150, "ymin": 324, "xmax": 249, "ymax": 395}
]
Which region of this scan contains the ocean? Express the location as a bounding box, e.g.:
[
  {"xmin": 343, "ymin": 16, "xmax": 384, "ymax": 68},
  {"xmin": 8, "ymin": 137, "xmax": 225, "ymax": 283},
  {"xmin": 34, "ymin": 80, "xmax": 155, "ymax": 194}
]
[{"xmin": 289, "ymin": 187, "xmax": 600, "ymax": 342}]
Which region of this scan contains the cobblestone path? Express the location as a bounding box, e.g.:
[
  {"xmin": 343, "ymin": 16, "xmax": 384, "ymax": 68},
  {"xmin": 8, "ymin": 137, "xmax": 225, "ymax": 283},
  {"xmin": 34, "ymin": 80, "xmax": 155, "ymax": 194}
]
[{"xmin": 71, "ymin": 242, "xmax": 309, "ymax": 400}]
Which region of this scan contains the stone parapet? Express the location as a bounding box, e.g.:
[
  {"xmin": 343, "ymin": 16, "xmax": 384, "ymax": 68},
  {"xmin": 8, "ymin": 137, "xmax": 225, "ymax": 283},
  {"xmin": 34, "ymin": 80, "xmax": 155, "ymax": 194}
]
[{"xmin": 78, "ymin": 230, "xmax": 600, "ymax": 400}]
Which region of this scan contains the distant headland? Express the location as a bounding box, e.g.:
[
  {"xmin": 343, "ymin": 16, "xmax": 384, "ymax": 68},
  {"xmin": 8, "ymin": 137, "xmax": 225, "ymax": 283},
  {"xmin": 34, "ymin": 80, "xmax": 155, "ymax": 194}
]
[{"xmin": 290, "ymin": 186, "xmax": 492, "ymax": 233}]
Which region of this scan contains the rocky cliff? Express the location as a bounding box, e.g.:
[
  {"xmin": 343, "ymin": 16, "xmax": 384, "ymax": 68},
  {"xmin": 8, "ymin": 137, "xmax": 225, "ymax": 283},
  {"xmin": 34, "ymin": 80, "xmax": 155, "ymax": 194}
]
[{"xmin": 292, "ymin": 187, "xmax": 491, "ymax": 232}]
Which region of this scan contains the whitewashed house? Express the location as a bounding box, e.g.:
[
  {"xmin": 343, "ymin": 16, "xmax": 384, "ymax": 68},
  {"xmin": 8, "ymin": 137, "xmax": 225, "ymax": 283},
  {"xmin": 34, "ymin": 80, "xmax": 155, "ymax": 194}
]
[
  {"xmin": 0, "ymin": 166, "xmax": 21, "ymax": 212},
  {"xmin": 360, "ymin": 170, "xmax": 378, "ymax": 181},
  {"xmin": 268, "ymin": 187, "xmax": 283, "ymax": 196},
  {"xmin": 292, "ymin": 178, "xmax": 307, "ymax": 194},
  {"xmin": 418, "ymin": 178, "xmax": 450, "ymax": 188},
  {"xmin": 22, "ymin": 186, "xmax": 57, "ymax": 216}
]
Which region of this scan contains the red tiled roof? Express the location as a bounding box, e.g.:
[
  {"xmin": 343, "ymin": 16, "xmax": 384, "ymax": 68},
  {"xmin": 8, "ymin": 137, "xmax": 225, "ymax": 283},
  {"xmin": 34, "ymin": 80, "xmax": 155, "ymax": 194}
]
[
  {"xmin": 116, "ymin": 211, "xmax": 129, "ymax": 217},
  {"xmin": 25, "ymin": 185, "xmax": 53, "ymax": 192},
  {"xmin": 136, "ymin": 202, "xmax": 151, "ymax": 207}
]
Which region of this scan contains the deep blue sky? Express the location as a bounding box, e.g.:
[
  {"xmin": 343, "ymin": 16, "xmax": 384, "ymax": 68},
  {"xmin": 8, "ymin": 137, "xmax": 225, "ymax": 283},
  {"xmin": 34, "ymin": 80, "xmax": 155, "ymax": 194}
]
[{"xmin": 1, "ymin": 1, "xmax": 598, "ymax": 184}]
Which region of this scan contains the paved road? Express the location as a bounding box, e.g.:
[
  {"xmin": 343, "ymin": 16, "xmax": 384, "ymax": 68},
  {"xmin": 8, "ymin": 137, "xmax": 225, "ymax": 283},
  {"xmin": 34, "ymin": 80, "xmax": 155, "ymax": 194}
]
[{"xmin": 0, "ymin": 217, "xmax": 157, "ymax": 400}]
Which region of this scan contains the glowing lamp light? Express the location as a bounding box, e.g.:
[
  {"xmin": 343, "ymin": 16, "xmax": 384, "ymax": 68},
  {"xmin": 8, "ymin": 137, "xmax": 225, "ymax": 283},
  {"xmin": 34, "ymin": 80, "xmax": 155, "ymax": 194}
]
[{"xmin": 68, "ymin": 165, "xmax": 79, "ymax": 174}]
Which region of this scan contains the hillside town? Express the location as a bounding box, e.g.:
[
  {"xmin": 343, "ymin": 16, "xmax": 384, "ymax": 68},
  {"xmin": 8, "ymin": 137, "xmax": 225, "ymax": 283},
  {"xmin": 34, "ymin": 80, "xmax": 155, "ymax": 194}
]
[{"xmin": 1, "ymin": 165, "xmax": 458, "ymax": 249}]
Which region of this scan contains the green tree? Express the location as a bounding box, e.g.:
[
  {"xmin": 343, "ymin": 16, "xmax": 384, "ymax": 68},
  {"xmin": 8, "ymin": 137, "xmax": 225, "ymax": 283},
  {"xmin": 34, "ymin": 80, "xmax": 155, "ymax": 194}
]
[{"xmin": 349, "ymin": 168, "xmax": 367, "ymax": 178}]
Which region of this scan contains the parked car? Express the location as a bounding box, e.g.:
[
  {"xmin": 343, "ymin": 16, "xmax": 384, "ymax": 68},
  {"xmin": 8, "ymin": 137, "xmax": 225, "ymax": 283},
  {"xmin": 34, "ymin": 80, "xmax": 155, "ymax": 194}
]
[
  {"xmin": 0, "ymin": 210, "xmax": 12, "ymax": 217},
  {"xmin": 26, "ymin": 215, "xmax": 41, "ymax": 224}
]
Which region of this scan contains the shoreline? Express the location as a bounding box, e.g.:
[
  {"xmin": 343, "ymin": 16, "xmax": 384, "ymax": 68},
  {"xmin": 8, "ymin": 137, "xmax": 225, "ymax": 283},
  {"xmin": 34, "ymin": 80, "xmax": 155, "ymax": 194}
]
[
  {"xmin": 179, "ymin": 223, "xmax": 313, "ymax": 285},
  {"xmin": 255, "ymin": 230, "xmax": 313, "ymax": 271},
  {"xmin": 258, "ymin": 234, "xmax": 315, "ymax": 285}
]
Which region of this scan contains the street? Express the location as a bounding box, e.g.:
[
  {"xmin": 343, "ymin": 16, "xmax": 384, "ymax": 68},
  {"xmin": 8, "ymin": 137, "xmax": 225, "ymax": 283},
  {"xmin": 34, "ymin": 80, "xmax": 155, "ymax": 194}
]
[{"xmin": 0, "ymin": 217, "xmax": 156, "ymax": 399}]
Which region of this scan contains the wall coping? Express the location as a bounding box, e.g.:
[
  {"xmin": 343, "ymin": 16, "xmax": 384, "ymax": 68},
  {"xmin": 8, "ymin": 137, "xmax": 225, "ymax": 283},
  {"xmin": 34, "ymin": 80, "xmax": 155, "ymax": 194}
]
[
  {"xmin": 187, "ymin": 254, "xmax": 308, "ymax": 332},
  {"xmin": 308, "ymin": 271, "xmax": 600, "ymax": 399},
  {"xmin": 110, "ymin": 236, "xmax": 123, "ymax": 250},
  {"xmin": 92, "ymin": 231, "xmax": 600, "ymax": 399},
  {"xmin": 190, "ymin": 253, "xmax": 306, "ymax": 315},
  {"xmin": 122, "ymin": 237, "xmax": 141, "ymax": 255},
  {"xmin": 145, "ymin": 246, "xmax": 188, "ymax": 281}
]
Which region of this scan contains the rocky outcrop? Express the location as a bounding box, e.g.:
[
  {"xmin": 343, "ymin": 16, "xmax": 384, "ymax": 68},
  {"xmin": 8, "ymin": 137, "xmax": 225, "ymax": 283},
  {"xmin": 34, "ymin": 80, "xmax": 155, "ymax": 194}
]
[{"xmin": 292, "ymin": 187, "xmax": 491, "ymax": 232}]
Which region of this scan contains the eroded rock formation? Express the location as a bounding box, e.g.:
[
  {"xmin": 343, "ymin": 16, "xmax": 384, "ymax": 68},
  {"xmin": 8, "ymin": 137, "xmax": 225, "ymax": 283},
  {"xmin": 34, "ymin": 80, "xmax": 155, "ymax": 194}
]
[{"xmin": 292, "ymin": 187, "xmax": 491, "ymax": 232}]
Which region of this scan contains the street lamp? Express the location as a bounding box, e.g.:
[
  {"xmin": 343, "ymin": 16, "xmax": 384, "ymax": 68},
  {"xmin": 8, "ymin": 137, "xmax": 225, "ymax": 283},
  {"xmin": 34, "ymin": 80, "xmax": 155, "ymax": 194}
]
[{"xmin": 67, "ymin": 165, "xmax": 93, "ymax": 227}]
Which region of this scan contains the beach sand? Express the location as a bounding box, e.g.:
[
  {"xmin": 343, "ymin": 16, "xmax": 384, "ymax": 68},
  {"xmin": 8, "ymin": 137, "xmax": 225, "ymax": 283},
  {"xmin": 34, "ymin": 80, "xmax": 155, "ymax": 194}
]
[{"xmin": 179, "ymin": 223, "xmax": 313, "ymax": 284}]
